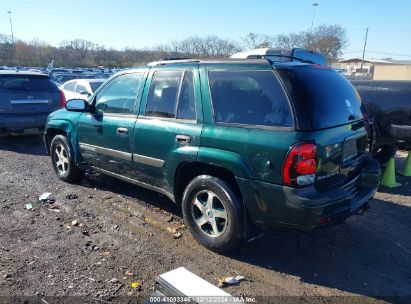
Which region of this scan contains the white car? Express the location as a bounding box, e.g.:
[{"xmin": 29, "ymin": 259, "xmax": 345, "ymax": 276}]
[{"xmin": 61, "ymin": 79, "xmax": 105, "ymax": 101}]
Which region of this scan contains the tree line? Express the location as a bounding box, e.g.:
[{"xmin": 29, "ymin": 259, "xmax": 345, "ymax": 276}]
[{"xmin": 0, "ymin": 24, "xmax": 347, "ymax": 68}]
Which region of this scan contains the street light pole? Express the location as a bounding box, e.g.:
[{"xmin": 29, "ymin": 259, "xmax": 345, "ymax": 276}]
[
  {"xmin": 7, "ymin": 10, "xmax": 15, "ymax": 44},
  {"xmin": 309, "ymin": 2, "xmax": 319, "ymax": 48},
  {"xmin": 310, "ymin": 2, "xmax": 319, "ymax": 35}
]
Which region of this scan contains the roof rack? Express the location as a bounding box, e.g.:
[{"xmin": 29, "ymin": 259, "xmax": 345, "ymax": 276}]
[
  {"xmin": 148, "ymin": 59, "xmax": 200, "ymax": 66},
  {"xmin": 247, "ymin": 54, "xmax": 316, "ymax": 64}
]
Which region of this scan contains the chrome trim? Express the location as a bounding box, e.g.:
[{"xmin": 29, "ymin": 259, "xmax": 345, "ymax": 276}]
[
  {"xmin": 10, "ymin": 99, "xmax": 49, "ymax": 104},
  {"xmin": 138, "ymin": 115, "xmax": 197, "ymax": 124},
  {"xmin": 79, "ymin": 142, "xmax": 132, "ymax": 161},
  {"xmin": 133, "ymin": 153, "xmax": 165, "ymax": 168},
  {"xmin": 91, "ymin": 166, "xmax": 175, "ymax": 202},
  {"xmin": 101, "ymin": 113, "xmax": 137, "ymax": 119},
  {"xmin": 216, "ymin": 122, "xmax": 294, "ymax": 131}
]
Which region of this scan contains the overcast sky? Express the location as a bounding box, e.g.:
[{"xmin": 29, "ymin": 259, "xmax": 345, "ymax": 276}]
[{"xmin": 1, "ymin": 0, "xmax": 411, "ymax": 59}]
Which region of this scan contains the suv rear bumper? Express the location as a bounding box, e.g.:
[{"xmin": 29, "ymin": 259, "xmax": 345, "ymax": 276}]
[
  {"xmin": 391, "ymin": 124, "xmax": 411, "ymax": 141},
  {"xmin": 236, "ymin": 156, "xmax": 380, "ymax": 230},
  {"xmin": 0, "ymin": 113, "xmax": 48, "ymax": 131}
]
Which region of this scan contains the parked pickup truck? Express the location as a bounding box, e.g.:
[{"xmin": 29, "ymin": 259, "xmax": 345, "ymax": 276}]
[{"xmin": 352, "ymin": 80, "xmax": 411, "ymax": 163}]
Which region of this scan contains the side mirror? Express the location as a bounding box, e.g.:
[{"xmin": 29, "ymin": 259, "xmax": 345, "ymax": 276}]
[{"xmin": 65, "ymin": 99, "xmax": 91, "ymax": 112}]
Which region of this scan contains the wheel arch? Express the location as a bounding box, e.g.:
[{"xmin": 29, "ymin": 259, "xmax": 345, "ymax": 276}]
[
  {"xmin": 173, "ymin": 161, "xmax": 243, "ymax": 205},
  {"xmin": 44, "ymin": 119, "xmax": 81, "ymax": 162}
]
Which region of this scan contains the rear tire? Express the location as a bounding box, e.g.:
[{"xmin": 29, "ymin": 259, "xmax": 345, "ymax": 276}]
[
  {"xmin": 182, "ymin": 175, "xmax": 243, "ymax": 253},
  {"xmin": 50, "ymin": 135, "xmax": 84, "ymax": 183}
]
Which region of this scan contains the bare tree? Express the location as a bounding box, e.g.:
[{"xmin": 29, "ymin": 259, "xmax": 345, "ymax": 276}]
[
  {"xmin": 274, "ymin": 24, "xmax": 348, "ymax": 61},
  {"xmin": 241, "ymin": 32, "xmax": 273, "ymax": 49}
]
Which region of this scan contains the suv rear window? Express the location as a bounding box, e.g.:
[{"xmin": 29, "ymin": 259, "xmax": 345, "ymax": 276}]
[
  {"xmin": 208, "ymin": 71, "xmax": 293, "ymax": 127},
  {"xmin": 0, "ymin": 75, "xmax": 57, "ymax": 92},
  {"xmin": 277, "ymin": 67, "xmax": 363, "ymax": 129}
]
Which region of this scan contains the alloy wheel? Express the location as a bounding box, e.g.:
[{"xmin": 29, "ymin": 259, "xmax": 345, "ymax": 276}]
[
  {"xmin": 191, "ymin": 190, "xmax": 228, "ymax": 238},
  {"xmin": 55, "ymin": 144, "xmax": 69, "ymax": 175}
]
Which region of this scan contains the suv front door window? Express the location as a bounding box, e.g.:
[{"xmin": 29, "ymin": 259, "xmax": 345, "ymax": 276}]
[{"xmin": 77, "ymin": 72, "xmax": 145, "ymax": 174}]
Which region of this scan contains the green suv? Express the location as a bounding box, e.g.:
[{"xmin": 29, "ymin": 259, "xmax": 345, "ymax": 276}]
[{"xmin": 44, "ymin": 59, "xmax": 380, "ymax": 252}]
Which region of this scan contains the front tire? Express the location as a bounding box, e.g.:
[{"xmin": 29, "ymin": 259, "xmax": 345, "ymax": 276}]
[
  {"xmin": 182, "ymin": 175, "xmax": 243, "ymax": 253},
  {"xmin": 50, "ymin": 135, "xmax": 84, "ymax": 183}
]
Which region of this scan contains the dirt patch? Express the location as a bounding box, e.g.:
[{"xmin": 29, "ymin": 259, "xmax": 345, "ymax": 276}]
[{"xmin": 0, "ymin": 135, "xmax": 410, "ymax": 303}]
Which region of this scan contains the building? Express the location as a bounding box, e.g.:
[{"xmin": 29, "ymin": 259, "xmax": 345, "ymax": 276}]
[
  {"xmin": 336, "ymin": 57, "xmax": 393, "ymax": 76},
  {"xmin": 334, "ymin": 57, "xmax": 411, "ymax": 80}
]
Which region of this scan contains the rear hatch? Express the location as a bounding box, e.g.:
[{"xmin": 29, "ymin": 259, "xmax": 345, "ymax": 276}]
[
  {"xmin": 0, "ymin": 74, "xmax": 61, "ymax": 115},
  {"xmin": 277, "ymin": 65, "xmax": 368, "ymax": 190}
]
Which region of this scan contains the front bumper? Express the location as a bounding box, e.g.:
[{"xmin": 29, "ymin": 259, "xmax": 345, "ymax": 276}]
[{"xmin": 236, "ymin": 156, "xmax": 381, "ymax": 230}]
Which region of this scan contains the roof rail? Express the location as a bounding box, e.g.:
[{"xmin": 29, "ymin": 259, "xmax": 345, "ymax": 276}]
[
  {"xmin": 247, "ymin": 54, "xmax": 316, "ymax": 64},
  {"xmin": 148, "ymin": 59, "xmax": 201, "ymax": 66}
]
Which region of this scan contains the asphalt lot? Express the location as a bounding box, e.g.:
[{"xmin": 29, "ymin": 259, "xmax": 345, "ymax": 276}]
[{"xmin": 0, "ymin": 135, "xmax": 410, "ymax": 304}]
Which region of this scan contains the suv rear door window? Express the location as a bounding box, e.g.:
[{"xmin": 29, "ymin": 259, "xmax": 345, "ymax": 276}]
[
  {"xmin": 277, "ymin": 66, "xmax": 363, "ymax": 129},
  {"xmin": 145, "ymin": 71, "xmax": 183, "ymax": 118},
  {"xmin": 208, "ymin": 71, "xmax": 293, "ymax": 127},
  {"xmin": 176, "ymin": 71, "xmax": 196, "ymax": 120}
]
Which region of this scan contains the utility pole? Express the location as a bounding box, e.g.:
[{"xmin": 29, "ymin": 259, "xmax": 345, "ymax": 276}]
[
  {"xmin": 7, "ymin": 10, "xmax": 15, "ymax": 44},
  {"xmin": 360, "ymin": 28, "xmax": 369, "ymax": 71}
]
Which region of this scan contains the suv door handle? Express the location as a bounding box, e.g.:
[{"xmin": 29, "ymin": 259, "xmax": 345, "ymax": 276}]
[
  {"xmin": 176, "ymin": 134, "xmax": 191, "ymax": 144},
  {"xmin": 117, "ymin": 127, "xmax": 128, "ymax": 135}
]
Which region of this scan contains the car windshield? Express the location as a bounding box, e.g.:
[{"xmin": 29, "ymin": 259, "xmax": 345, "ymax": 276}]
[
  {"xmin": 278, "ymin": 66, "xmax": 363, "ymax": 129},
  {"xmin": 90, "ymin": 82, "xmax": 104, "ymax": 92},
  {"xmin": 0, "ymin": 75, "xmax": 56, "ymax": 92}
]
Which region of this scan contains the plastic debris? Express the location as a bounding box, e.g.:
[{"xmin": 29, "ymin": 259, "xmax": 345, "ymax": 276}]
[
  {"xmin": 39, "ymin": 193, "xmax": 55, "ymax": 204},
  {"xmin": 217, "ymin": 275, "xmax": 245, "ymax": 288},
  {"xmin": 25, "ymin": 203, "xmax": 33, "ymax": 210},
  {"xmin": 108, "ymin": 278, "xmax": 119, "ymax": 284},
  {"xmin": 131, "ymin": 281, "xmax": 141, "ymax": 289},
  {"xmin": 66, "ymin": 193, "xmax": 78, "ymax": 200},
  {"xmin": 85, "ymin": 241, "xmax": 99, "ymax": 252},
  {"xmin": 173, "ymin": 232, "xmax": 182, "ymax": 239},
  {"xmin": 125, "ymin": 271, "xmax": 134, "ymax": 276},
  {"xmin": 39, "ymin": 193, "xmax": 51, "ymax": 201},
  {"xmin": 71, "ymin": 220, "xmax": 79, "ymax": 226}
]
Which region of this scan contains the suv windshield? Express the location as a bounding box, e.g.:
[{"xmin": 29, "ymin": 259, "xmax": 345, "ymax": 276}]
[
  {"xmin": 208, "ymin": 71, "xmax": 293, "ymax": 127},
  {"xmin": 278, "ymin": 66, "xmax": 363, "ymax": 130},
  {"xmin": 0, "ymin": 75, "xmax": 56, "ymax": 92}
]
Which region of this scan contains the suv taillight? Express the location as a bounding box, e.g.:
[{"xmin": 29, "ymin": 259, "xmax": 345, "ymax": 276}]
[
  {"xmin": 282, "ymin": 142, "xmax": 317, "ymax": 187},
  {"xmin": 60, "ymin": 90, "xmax": 66, "ymax": 108}
]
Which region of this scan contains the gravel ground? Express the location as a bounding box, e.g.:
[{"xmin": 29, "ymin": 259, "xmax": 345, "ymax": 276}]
[{"xmin": 0, "ymin": 135, "xmax": 410, "ymax": 304}]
